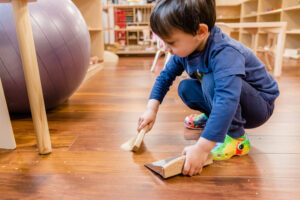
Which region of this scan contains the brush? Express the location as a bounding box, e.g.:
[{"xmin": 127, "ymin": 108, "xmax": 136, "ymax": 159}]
[{"xmin": 121, "ymin": 125, "xmax": 148, "ymax": 152}]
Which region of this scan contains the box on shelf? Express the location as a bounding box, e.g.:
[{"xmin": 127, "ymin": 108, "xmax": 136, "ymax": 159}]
[{"xmin": 284, "ymin": 48, "xmax": 300, "ymax": 59}]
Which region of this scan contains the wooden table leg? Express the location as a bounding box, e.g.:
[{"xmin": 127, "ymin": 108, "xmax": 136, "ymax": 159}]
[
  {"xmin": 273, "ymin": 24, "xmax": 287, "ymax": 77},
  {"xmin": 163, "ymin": 52, "xmax": 172, "ymax": 69},
  {"xmin": 150, "ymin": 49, "xmax": 163, "ymax": 72},
  {"xmin": 0, "ymin": 79, "xmax": 16, "ymax": 150},
  {"xmin": 11, "ymin": 0, "xmax": 52, "ymax": 154}
]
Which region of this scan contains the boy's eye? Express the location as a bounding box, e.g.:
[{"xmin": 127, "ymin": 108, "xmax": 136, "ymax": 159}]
[{"xmin": 167, "ymin": 42, "xmax": 174, "ymax": 45}]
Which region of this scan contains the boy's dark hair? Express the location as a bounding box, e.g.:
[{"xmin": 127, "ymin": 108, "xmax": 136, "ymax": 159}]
[{"xmin": 150, "ymin": 0, "xmax": 216, "ymax": 38}]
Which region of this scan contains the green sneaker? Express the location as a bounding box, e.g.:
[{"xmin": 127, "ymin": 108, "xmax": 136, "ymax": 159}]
[{"xmin": 211, "ymin": 134, "xmax": 250, "ymax": 161}]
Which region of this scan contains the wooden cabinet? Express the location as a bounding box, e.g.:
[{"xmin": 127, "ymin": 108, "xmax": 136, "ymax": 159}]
[{"xmin": 72, "ymin": 0, "xmax": 104, "ymax": 62}]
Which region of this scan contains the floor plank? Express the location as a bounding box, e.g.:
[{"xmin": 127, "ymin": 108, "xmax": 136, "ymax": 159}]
[{"xmin": 0, "ymin": 174, "xmax": 299, "ymax": 200}]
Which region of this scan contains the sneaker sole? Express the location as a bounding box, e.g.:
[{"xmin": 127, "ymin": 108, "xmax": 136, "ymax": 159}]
[
  {"xmin": 213, "ymin": 152, "xmax": 249, "ymax": 161},
  {"xmin": 184, "ymin": 124, "xmax": 205, "ymax": 130}
]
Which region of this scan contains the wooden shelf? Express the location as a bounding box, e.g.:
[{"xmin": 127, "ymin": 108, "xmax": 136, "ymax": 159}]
[
  {"xmin": 216, "ymin": 0, "xmax": 243, "ymax": 6},
  {"xmin": 286, "ymin": 30, "xmax": 300, "ymax": 34},
  {"xmin": 243, "ymin": 0, "xmax": 258, "ymax": 3},
  {"xmin": 113, "ymin": 4, "xmax": 154, "ymax": 8},
  {"xmin": 106, "ymin": 27, "xmax": 151, "ymax": 31},
  {"xmin": 89, "ymin": 28, "xmax": 103, "ymax": 31},
  {"xmin": 259, "ymin": 9, "xmax": 282, "ymax": 16},
  {"xmin": 241, "ymin": 31, "xmax": 269, "ymax": 35},
  {"xmin": 241, "ymin": 31, "xmax": 252, "ymax": 34},
  {"xmin": 127, "ymin": 22, "xmax": 149, "ymax": 25},
  {"xmin": 217, "ymin": 16, "xmax": 240, "ymax": 20},
  {"xmin": 243, "ymin": 13, "xmax": 258, "ymax": 18},
  {"xmin": 117, "ymin": 50, "xmax": 156, "ymax": 55},
  {"xmin": 283, "ymin": 5, "xmax": 300, "ymax": 12}
]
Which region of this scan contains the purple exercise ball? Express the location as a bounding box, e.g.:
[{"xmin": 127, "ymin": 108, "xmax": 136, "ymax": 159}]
[{"xmin": 0, "ymin": 0, "xmax": 90, "ymax": 113}]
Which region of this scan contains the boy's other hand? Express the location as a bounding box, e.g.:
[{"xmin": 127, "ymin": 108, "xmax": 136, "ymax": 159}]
[
  {"xmin": 182, "ymin": 144, "xmax": 209, "ymax": 176},
  {"xmin": 182, "ymin": 137, "xmax": 216, "ymax": 176}
]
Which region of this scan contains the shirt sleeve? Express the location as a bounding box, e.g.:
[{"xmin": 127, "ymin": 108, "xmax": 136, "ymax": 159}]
[
  {"xmin": 149, "ymin": 55, "xmax": 185, "ymax": 103},
  {"xmin": 211, "ymin": 46, "xmax": 245, "ymax": 80},
  {"xmin": 200, "ymin": 47, "xmax": 246, "ymax": 142},
  {"xmin": 201, "ymin": 75, "xmax": 243, "ymax": 142}
]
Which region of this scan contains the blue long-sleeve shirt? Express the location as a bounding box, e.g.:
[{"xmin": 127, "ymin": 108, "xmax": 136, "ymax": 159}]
[{"xmin": 149, "ymin": 25, "xmax": 279, "ymax": 142}]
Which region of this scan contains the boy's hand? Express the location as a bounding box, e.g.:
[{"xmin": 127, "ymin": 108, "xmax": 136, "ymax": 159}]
[
  {"xmin": 182, "ymin": 137, "xmax": 216, "ymax": 176},
  {"xmin": 138, "ymin": 109, "xmax": 156, "ymax": 132}
]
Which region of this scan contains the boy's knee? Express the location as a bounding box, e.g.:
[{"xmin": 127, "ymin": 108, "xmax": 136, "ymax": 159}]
[
  {"xmin": 178, "ymin": 79, "xmax": 196, "ymax": 100},
  {"xmin": 178, "ymin": 79, "xmax": 189, "ymax": 93}
]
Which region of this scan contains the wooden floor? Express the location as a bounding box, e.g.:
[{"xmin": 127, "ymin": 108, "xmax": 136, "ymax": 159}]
[{"xmin": 1, "ymin": 56, "xmax": 300, "ymax": 199}]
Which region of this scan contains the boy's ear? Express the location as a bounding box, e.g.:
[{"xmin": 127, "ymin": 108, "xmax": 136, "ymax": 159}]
[{"xmin": 196, "ymin": 24, "xmax": 209, "ymax": 39}]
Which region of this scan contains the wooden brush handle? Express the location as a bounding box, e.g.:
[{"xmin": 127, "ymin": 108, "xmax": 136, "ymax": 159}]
[{"xmin": 132, "ymin": 125, "xmax": 148, "ymax": 152}]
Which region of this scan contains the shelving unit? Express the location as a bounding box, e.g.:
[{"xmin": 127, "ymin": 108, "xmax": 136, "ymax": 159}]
[
  {"xmin": 218, "ymin": 22, "xmax": 287, "ymax": 76},
  {"xmin": 106, "ymin": 4, "xmax": 155, "ymax": 55},
  {"xmin": 106, "ymin": 0, "xmax": 300, "ymax": 57},
  {"xmin": 215, "ymin": 0, "xmax": 300, "ymax": 73},
  {"xmin": 238, "ymin": 0, "xmax": 300, "ymax": 57},
  {"xmin": 72, "ymin": 0, "xmax": 104, "ymax": 62},
  {"xmin": 281, "ymin": 1, "xmax": 300, "ymax": 51},
  {"xmin": 110, "ymin": 2, "xmax": 245, "ymax": 54}
]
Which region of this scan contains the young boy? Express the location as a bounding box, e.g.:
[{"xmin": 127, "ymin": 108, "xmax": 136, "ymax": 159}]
[{"xmin": 137, "ymin": 0, "xmax": 279, "ymax": 177}]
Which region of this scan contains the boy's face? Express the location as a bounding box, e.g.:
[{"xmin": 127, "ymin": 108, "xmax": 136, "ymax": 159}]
[{"xmin": 161, "ymin": 25, "xmax": 209, "ymax": 58}]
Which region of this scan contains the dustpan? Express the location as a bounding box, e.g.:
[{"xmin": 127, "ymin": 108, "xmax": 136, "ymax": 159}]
[{"xmin": 145, "ymin": 154, "xmax": 213, "ymax": 179}]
